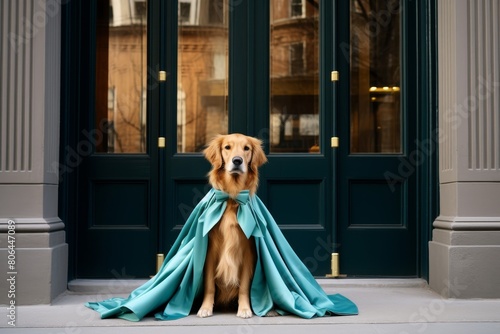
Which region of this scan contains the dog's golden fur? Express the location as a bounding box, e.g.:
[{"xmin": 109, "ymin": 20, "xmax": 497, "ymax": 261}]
[{"xmin": 197, "ymin": 134, "xmax": 267, "ymax": 318}]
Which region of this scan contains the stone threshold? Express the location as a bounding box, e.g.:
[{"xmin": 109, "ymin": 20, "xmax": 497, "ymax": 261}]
[{"xmin": 68, "ymin": 278, "xmax": 428, "ymax": 294}]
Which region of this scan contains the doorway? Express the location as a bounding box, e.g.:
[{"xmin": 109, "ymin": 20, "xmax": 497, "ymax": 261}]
[{"xmin": 62, "ymin": 0, "xmax": 433, "ymax": 279}]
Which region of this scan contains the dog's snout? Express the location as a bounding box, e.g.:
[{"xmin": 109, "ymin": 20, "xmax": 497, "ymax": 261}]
[{"xmin": 232, "ymin": 156, "xmax": 243, "ymax": 166}]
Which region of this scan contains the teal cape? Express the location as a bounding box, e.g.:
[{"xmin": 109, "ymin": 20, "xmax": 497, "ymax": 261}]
[{"xmin": 85, "ymin": 189, "xmax": 358, "ymax": 321}]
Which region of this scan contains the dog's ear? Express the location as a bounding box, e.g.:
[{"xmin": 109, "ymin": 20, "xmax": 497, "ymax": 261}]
[
  {"xmin": 204, "ymin": 135, "xmax": 225, "ymax": 169},
  {"xmin": 249, "ymin": 137, "xmax": 267, "ymax": 170}
]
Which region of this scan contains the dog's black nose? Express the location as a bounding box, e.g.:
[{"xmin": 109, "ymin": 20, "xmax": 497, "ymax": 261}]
[{"xmin": 232, "ymin": 156, "xmax": 243, "ymax": 166}]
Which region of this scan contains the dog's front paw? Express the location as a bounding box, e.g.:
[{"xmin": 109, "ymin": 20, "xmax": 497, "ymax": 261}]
[
  {"xmin": 197, "ymin": 306, "xmax": 213, "ymax": 318},
  {"xmin": 236, "ymin": 308, "xmax": 253, "ymax": 318}
]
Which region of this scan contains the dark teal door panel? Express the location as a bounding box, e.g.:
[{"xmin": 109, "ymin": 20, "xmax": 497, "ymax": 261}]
[
  {"xmin": 74, "ymin": 0, "xmax": 161, "ymax": 278},
  {"xmin": 267, "ymin": 181, "xmax": 324, "ymax": 228},
  {"xmin": 348, "ymin": 180, "xmax": 406, "ymax": 228},
  {"xmin": 78, "ymin": 178, "xmax": 157, "ymax": 277},
  {"xmin": 78, "ymin": 158, "xmax": 160, "ymax": 278},
  {"xmin": 160, "ymin": 0, "xmax": 336, "ymax": 279},
  {"xmin": 264, "ymin": 179, "xmax": 331, "ymax": 275},
  {"xmin": 90, "ymin": 181, "xmax": 150, "ymax": 228},
  {"xmin": 335, "ymin": 0, "xmax": 419, "ymax": 276},
  {"xmin": 65, "ymin": 0, "xmax": 433, "ymax": 280},
  {"xmin": 162, "ymin": 178, "xmax": 212, "ymax": 252},
  {"xmin": 338, "ymin": 179, "xmax": 416, "ymax": 276}
]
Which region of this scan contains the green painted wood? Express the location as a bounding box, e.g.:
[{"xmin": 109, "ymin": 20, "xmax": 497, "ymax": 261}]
[
  {"xmin": 254, "ymin": 0, "xmax": 336, "ymax": 276},
  {"xmin": 415, "ymin": 0, "xmax": 438, "ymax": 280},
  {"xmin": 335, "ymin": 0, "xmax": 427, "ymax": 277},
  {"xmin": 60, "ymin": 0, "xmax": 437, "ymax": 279},
  {"xmin": 69, "ymin": 0, "xmax": 161, "ymax": 278}
]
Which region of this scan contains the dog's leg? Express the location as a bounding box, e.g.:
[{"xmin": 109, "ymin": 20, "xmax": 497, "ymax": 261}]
[
  {"xmin": 197, "ymin": 247, "xmax": 216, "ymax": 318},
  {"xmin": 236, "ymin": 279, "xmax": 252, "ymax": 318},
  {"xmin": 236, "ymin": 242, "xmax": 255, "ymax": 318}
]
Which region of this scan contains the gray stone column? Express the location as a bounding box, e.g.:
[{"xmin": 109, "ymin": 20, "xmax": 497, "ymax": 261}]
[
  {"xmin": 430, "ymin": 0, "xmax": 500, "ymax": 298},
  {"xmin": 0, "ymin": 0, "xmax": 67, "ymax": 304}
]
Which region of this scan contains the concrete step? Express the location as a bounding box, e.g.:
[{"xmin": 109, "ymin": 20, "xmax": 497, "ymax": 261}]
[{"xmin": 68, "ymin": 278, "xmax": 428, "ymax": 294}]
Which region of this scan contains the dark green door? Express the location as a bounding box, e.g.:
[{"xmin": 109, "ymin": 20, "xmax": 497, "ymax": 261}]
[
  {"xmin": 335, "ymin": 0, "xmax": 418, "ymax": 276},
  {"xmin": 257, "ymin": 0, "xmax": 336, "ymax": 276},
  {"xmin": 159, "ymin": 0, "xmax": 420, "ymax": 277},
  {"xmin": 76, "ymin": 0, "xmax": 161, "ymax": 278},
  {"xmin": 73, "ymin": 0, "xmax": 420, "ymax": 278},
  {"xmin": 158, "ymin": 0, "xmax": 337, "ymax": 276}
]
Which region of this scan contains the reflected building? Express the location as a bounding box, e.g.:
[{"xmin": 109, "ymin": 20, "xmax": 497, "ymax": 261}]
[
  {"xmin": 99, "ymin": 0, "xmax": 325, "ymax": 153},
  {"xmin": 177, "ymin": 0, "xmax": 229, "ymax": 153},
  {"xmin": 270, "ymin": 0, "xmax": 320, "ymax": 153},
  {"xmin": 350, "ymin": 0, "xmax": 401, "ymax": 153},
  {"xmin": 0, "ymin": 0, "xmax": 406, "ymax": 156},
  {"xmin": 96, "ymin": 0, "xmax": 148, "ymax": 153}
]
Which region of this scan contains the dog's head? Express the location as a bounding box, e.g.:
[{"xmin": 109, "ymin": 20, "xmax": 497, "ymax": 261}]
[{"xmin": 204, "ymin": 134, "xmax": 267, "ymax": 195}]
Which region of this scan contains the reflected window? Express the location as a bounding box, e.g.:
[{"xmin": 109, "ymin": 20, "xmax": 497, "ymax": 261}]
[
  {"xmin": 179, "ymin": 4, "xmax": 191, "ymax": 23},
  {"xmin": 270, "ymin": 0, "xmax": 320, "ymax": 154},
  {"xmin": 291, "ymin": 0, "xmax": 304, "ymax": 17},
  {"xmin": 177, "ymin": 0, "xmax": 229, "ymax": 153},
  {"xmin": 95, "ymin": 0, "xmax": 148, "ymax": 153},
  {"xmin": 350, "ymin": 0, "xmax": 401, "ymax": 154},
  {"xmin": 290, "ymin": 43, "xmax": 305, "ymax": 75}
]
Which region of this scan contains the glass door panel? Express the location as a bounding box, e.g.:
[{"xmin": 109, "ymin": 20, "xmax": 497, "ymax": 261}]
[
  {"xmin": 350, "ymin": 0, "xmax": 401, "ymax": 154},
  {"xmin": 177, "ymin": 0, "xmax": 229, "ymax": 153},
  {"xmin": 269, "ymin": 0, "xmax": 320, "ymax": 153},
  {"xmin": 95, "ymin": 0, "xmax": 148, "ymax": 153}
]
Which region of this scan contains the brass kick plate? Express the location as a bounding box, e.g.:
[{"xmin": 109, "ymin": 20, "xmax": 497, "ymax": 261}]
[
  {"xmin": 156, "ymin": 253, "xmax": 165, "ymax": 272},
  {"xmin": 326, "ymin": 253, "xmax": 347, "ymax": 278}
]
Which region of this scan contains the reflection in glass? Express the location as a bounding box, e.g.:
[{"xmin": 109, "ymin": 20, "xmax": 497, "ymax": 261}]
[
  {"xmin": 350, "ymin": 0, "xmax": 401, "ymax": 153},
  {"xmin": 270, "ymin": 0, "xmax": 320, "ymax": 153},
  {"xmin": 177, "ymin": 0, "xmax": 229, "ymax": 153},
  {"xmin": 95, "ymin": 0, "xmax": 148, "ymax": 153}
]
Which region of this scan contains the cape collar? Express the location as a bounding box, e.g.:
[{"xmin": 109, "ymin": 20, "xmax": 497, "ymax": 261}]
[
  {"xmin": 213, "ymin": 189, "xmax": 250, "ymax": 205},
  {"xmin": 201, "ymin": 188, "xmax": 261, "ymax": 238}
]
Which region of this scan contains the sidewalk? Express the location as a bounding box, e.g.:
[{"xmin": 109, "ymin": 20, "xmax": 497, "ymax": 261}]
[{"xmin": 2, "ymin": 279, "xmax": 500, "ymax": 333}]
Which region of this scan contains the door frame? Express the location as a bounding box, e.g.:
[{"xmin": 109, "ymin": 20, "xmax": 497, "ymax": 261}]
[
  {"xmin": 414, "ymin": 0, "xmax": 438, "ymax": 280},
  {"xmin": 59, "ymin": 0, "xmax": 437, "ymax": 281}
]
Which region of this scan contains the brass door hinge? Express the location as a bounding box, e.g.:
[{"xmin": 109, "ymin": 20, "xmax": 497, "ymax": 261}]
[
  {"xmin": 158, "ymin": 137, "xmax": 166, "ymax": 148},
  {"xmin": 331, "ymin": 137, "xmax": 339, "ymax": 148},
  {"xmin": 331, "ymin": 70, "xmax": 339, "ymax": 82},
  {"xmin": 159, "ymin": 71, "xmax": 167, "ymax": 82}
]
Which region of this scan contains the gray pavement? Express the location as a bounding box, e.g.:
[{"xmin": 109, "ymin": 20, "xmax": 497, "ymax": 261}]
[{"xmin": 2, "ymin": 279, "xmax": 500, "ymax": 333}]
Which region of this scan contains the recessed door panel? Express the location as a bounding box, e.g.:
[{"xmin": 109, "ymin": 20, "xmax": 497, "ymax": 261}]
[
  {"xmin": 174, "ymin": 181, "xmax": 212, "ymax": 227},
  {"xmin": 90, "ymin": 181, "xmax": 150, "ymax": 228},
  {"xmin": 267, "ymin": 180, "xmax": 324, "ymax": 228},
  {"xmin": 348, "ymin": 180, "xmax": 406, "ymax": 228}
]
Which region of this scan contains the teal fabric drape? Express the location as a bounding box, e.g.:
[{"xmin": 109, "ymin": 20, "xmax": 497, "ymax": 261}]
[{"xmin": 85, "ymin": 189, "xmax": 358, "ymax": 321}]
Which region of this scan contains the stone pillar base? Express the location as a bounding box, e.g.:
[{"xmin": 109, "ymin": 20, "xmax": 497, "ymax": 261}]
[
  {"xmin": 429, "ymin": 217, "xmax": 500, "ymax": 298},
  {"xmin": 1, "ymin": 225, "xmax": 68, "ymax": 305}
]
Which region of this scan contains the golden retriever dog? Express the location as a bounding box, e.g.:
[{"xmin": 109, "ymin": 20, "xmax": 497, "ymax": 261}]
[{"xmin": 197, "ymin": 133, "xmax": 267, "ymax": 318}]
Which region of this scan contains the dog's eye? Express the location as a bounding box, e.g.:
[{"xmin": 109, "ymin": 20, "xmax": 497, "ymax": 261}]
[
  {"xmin": 224, "ymin": 145, "xmax": 231, "ymax": 150},
  {"xmin": 244, "ymin": 146, "xmax": 250, "ymax": 151}
]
